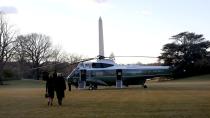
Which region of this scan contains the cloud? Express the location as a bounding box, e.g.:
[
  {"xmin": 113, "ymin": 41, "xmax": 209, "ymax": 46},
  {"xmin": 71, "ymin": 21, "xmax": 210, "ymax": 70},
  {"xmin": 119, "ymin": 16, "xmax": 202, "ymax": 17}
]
[{"xmin": 0, "ymin": 6, "xmax": 18, "ymax": 14}]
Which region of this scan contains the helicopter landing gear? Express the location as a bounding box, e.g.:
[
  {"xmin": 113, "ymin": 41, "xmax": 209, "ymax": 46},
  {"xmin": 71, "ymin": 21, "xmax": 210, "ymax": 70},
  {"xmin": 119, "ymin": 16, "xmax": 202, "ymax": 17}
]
[
  {"xmin": 143, "ymin": 85, "xmax": 147, "ymax": 88},
  {"xmin": 89, "ymin": 84, "xmax": 98, "ymax": 90}
]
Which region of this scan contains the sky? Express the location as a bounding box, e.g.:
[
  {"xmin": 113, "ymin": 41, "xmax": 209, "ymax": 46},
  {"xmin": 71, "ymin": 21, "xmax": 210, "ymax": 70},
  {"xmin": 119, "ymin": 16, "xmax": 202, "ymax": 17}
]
[{"xmin": 1, "ymin": 0, "xmax": 210, "ymax": 64}]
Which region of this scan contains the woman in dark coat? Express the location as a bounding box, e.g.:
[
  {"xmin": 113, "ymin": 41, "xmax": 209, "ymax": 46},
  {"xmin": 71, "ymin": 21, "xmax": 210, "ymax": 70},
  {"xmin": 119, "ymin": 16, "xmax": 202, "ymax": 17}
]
[
  {"xmin": 46, "ymin": 73, "xmax": 55, "ymax": 106},
  {"xmin": 55, "ymin": 73, "xmax": 66, "ymax": 105}
]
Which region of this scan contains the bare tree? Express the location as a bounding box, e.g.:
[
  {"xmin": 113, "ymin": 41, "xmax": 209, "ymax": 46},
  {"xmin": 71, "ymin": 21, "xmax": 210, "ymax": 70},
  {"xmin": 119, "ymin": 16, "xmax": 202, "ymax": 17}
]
[
  {"xmin": 14, "ymin": 35, "xmax": 27, "ymax": 62},
  {"xmin": 60, "ymin": 53, "xmax": 85, "ymax": 77},
  {"xmin": 49, "ymin": 46, "xmax": 66, "ymax": 63},
  {"xmin": 14, "ymin": 35, "xmax": 31, "ymax": 79},
  {"xmin": 16, "ymin": 33, "xmax": 52, "ymax": 80},
  {"xmin": 66, "ymin": 53, "xmax": 85, "ymax": 63},
  {"xmin": 50, "ymin": 48, "xmax": 85, "ymax": 63},
  {"xmin": 0, "ymin": 12, "xmax": 16, "ymax": 84}
]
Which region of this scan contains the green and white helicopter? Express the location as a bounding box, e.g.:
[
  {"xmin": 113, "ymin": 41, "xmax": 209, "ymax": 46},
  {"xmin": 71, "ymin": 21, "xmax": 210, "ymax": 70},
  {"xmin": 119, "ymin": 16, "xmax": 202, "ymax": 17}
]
[{"xmin": 67, "ymin": 17, "xmax": 170, "ymax": 90}]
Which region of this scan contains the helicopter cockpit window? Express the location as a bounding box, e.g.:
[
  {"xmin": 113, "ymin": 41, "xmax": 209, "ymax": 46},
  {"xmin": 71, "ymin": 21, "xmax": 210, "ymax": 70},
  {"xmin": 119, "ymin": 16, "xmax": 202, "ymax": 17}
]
[{"xmin": 92, "ymin": 63, "xmax": 113, "ymax": 68}]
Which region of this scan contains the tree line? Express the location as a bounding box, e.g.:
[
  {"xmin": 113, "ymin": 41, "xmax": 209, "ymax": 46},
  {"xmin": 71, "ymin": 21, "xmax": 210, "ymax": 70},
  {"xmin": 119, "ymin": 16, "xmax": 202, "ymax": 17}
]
[{"xmin": 0, "ymin": 12, "xmax": 84, "ymax": 84}]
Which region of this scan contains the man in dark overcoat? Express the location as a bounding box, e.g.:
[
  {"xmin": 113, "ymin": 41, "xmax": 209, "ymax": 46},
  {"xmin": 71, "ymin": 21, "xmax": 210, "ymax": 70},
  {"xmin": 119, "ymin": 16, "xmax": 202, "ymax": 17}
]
[{"xmin": 55, "ymin": 73, "xmax": 66, "ymax": 105}]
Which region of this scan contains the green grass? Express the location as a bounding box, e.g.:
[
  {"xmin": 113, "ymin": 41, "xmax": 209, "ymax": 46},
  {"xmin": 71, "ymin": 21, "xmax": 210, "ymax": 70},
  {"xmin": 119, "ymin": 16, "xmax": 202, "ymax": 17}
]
[{"xmin": 0, "ymin": 75, "xmax": 210, "ymax": 118}]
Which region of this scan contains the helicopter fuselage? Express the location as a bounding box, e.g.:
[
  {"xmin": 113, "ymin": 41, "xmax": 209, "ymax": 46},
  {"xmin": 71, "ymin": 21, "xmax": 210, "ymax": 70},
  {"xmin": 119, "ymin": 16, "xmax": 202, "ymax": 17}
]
[{"xmin": 67, "ymin": 59, "xmax": 170, "ymax": 89}]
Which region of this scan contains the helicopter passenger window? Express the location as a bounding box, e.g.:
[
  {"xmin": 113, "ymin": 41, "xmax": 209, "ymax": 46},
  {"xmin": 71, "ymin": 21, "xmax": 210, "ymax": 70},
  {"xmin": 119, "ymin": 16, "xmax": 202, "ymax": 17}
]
[{"xmin": 92, "ymin": 63, "xmax": 113, "ymax": 68}]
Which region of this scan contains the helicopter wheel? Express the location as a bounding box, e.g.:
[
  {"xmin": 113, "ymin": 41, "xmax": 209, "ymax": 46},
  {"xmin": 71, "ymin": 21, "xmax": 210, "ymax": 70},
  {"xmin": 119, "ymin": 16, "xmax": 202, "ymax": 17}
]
[
  {"xmin": 89, "ymin": 86, "xmax": 93, "ymax": 90},
  {"xmin": 89, "ymin": 84, "xmax": 97, "ymax": 90},
  {"xmin": 143, "ymin": 85, "xmax": 147, "ymax": 88}
]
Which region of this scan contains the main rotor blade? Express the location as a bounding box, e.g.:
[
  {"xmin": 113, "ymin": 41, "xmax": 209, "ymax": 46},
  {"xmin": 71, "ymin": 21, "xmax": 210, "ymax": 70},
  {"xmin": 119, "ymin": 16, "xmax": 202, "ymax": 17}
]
[
  {"xmin": 30, "ymin": 57, "xmax": 97, "ymax": 70},
  {"xmin": 114, "ymin": 56, "xmax": 158, "ymax": 58}
]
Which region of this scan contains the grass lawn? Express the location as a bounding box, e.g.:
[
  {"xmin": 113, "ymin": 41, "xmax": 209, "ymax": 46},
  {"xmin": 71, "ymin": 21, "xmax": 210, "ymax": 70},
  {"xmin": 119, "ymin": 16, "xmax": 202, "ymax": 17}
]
[{"xmin": 0, "ymin": 75, "xmax": 210, "ymax": 118}]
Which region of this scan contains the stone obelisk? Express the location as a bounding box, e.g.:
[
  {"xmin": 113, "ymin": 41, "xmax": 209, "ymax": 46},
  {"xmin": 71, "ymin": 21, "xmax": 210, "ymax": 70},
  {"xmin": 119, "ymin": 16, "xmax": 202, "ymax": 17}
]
[{"xmin": 98, "ymin": 17, "xmax": 105, "ymax": 59}]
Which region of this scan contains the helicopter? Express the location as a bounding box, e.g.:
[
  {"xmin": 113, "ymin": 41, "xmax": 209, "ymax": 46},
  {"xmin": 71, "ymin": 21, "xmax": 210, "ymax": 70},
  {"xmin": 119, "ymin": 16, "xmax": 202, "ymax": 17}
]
[{"xmin": 66, "ymin": 17, "xmax": 170, "ymax": 90}]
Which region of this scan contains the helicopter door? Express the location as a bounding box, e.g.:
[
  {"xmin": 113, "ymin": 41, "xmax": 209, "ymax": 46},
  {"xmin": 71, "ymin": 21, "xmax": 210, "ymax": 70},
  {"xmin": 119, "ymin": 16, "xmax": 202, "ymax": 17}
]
[
  {"xmin": 78, "ymin": 69, "xmax": 86, "ymax": 89},
  {"xmin": 116, "ymin": 69, "xmax": 123, "ymax": 88}
]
